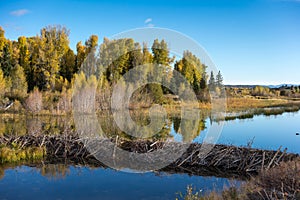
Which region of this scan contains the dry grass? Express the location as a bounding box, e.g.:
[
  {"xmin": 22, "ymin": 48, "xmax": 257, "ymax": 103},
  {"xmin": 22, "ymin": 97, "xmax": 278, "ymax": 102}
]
[
  {"xmin": 245, "ymin": 157, "xmax": 300, "ymax": 199},
  {"xmin": 226, "ymin": 97, "xmax": 293, "ymax": 111},
  {"xmin": 178, "ymin": 158, "xmax": 300, "ymax": 200},
  {"xmin": 162, "ymin": 97, "xmax": 300, "ymax": 114}
]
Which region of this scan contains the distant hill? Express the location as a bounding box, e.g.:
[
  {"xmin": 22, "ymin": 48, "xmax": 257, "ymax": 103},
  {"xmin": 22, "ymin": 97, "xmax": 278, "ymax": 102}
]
[
  {"xmin": 265, "ymin": 84, "xmax": 295, "ymax": 89},
  {"xmin": 225, "ymin": 85, "xmax": 255, "ymax": 88},
  {"xmin": 225, "ymin": 84, "xmax": 298, "ymax": 89}
]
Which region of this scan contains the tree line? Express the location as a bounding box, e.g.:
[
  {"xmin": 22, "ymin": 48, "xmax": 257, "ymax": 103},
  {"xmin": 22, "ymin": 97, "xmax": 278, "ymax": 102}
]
[
  {"xmin": 0, "ymin": 25, "xmax": 224, "ymax": 112},
  {"xmin": 227, "ymin": 85, "xmax": 300, "ymax": 98}
]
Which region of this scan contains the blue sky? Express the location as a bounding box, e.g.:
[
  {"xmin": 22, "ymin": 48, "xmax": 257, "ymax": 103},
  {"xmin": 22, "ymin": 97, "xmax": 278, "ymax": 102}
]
[{"xmin": 0, "ymin": 0, "xmax": 299, "ymax": 85}]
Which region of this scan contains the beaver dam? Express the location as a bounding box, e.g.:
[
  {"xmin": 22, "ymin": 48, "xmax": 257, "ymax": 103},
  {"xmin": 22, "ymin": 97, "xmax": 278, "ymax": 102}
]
[{"xmin": 0, "ymin": 134, "xmax": 298, "ymax": 179}]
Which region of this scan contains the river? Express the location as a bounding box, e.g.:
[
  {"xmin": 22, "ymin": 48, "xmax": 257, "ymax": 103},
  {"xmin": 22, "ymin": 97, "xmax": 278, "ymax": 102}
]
[{"xmin": 0, "ymin": 109, "xmax": 299, "ymax": 199}]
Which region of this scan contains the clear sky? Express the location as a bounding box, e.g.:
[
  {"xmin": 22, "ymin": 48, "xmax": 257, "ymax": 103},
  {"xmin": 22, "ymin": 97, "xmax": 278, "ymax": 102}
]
[{"xmin": 0, "ymin": 0, "xmax": 299, "ymax": 85}]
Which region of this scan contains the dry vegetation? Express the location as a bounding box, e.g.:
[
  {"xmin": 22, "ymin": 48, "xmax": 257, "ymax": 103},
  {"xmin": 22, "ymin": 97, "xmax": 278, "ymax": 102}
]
[
  {"xmin": 178, "ymin": 158, "xmax": 300, "ymax": 200},
  {"xmin": 226, "ymin": 97, "xmax": 300, "ymax": 111}
]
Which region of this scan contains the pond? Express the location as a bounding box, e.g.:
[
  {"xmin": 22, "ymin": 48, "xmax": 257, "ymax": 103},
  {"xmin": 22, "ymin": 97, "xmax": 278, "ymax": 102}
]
[{"xmin": 0, "ymin": 108, "xmax": 299, "ymax": 199}]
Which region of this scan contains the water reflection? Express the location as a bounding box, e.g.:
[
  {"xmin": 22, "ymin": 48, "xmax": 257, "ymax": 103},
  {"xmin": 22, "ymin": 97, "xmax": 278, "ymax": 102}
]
[
  {"xmin": 40, "ymin": 164, "xmax": 71, "ymax": 180},
  {"xmin": 0, "ymin": 112, "xmax": 206, "ymax": 142},
  {"xmin": 0, "ymin": 107, "xmax": 299, "ymax": 153},
  {"xmin": 0, "ymin": 163, "xmax": 235, "ymax": 200},
  {"xmin": 0, "ymin": 115, "xmax": 75, "ymax": 136}
]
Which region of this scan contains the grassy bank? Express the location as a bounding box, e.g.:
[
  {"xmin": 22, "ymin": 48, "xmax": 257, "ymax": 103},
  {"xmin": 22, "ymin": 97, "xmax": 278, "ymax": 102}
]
[
  {"xmin": 163, "ymin": 97, "xmax": 300, "ymax": 112},
  {"xmin": 226, "ymin": 97, "xmax": 300, "ymax": 112}
]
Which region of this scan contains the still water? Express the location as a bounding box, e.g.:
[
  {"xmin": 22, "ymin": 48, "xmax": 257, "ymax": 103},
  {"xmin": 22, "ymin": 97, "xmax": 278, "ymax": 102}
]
[
  {"xmin": 209, "ymin": 110, "xmax": 299, "ymax": 153},
  {"xmin": 0, "ymin": 110, "xmax": 299, "ymax": 199},
  {"xmin": 0, "ymin": 165, "xmax": 231, "ymax": 200}
]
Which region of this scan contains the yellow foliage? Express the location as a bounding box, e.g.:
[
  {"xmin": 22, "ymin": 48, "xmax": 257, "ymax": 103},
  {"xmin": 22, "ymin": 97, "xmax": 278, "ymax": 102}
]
[
  {"xmin": 0, "ymin": 145, "xmax": 45, "ymax": 163},
  {"xmin": 0, "ymin": 68, "xmax": 6, "ymax": 97}
]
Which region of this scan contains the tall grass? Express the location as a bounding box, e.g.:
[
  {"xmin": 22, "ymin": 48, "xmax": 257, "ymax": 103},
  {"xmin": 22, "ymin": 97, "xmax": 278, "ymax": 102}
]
[{"xmin": 178, "ymin": 158, "xmax": 300, "ymax": 200}]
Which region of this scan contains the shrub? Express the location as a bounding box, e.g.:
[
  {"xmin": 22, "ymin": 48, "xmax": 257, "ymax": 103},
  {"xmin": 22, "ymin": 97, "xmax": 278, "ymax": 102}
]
[{"xmin": 25, "ymin": 87, "xmax": 43, "ymax": 113}]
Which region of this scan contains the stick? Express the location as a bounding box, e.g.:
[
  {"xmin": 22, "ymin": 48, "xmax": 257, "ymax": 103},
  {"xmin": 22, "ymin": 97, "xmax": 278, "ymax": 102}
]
[{"xmin": 267, "ymin": 146, "xmax": 282, "ymax": 170}]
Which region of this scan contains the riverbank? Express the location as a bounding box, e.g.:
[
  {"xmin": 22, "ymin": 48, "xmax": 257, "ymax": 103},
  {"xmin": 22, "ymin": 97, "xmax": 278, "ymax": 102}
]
[
  {"xmin": 2, "ymin": 95, "xmax": 300, "ymax": 116},
  {"xmin": 226, "ymin": 97, "xmax": 300, "ymax": 112},
  {"xmin": 180, "ymin": 157, "xmax": 300, "ymax": 199}
]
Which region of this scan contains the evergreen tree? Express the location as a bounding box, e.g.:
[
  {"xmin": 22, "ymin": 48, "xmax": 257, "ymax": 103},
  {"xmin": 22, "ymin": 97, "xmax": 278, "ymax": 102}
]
[
  {"xmin": 0, "ymin": 41, "xmax": 13, "ymax": 77},
  {"xmin": 152, "ymin": 39, "xmax": 174, "ymax": 66},
  {"xmin": 208, "ymin": 71, "xmax": 216, "ymax": 91},
  {"xmin": 200, "ymin": 71, "xmax": 207, "ymax": 89},
  {"xmin": 100, "ymin": 38, "xmax": 135, "ymax": 83},
  {"xmin": 216, "ymin": 70, "xmax": 224, "ymax": 88},
  {"xmin": 150, "ymin": 39, "xmax": 175, "ymax": 103},
  {"xmin": 26, "ymin": 36, "xmax": 40, "ymax": 91},
  {"xmin": 0, "ymin": 26, "xmax": 6, "ymax": 59},
  {"xmin": 60, "ymin": 48, "xmax": 76, "ymax": 82}
]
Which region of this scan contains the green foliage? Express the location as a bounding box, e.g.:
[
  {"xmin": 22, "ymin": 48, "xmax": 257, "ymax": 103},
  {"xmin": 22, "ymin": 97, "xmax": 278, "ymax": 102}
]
[
  {"xmin": 208, "ymin": 71, "xmax": 216, "ymax": 91},
  {"xmin": 252, "ymin": 86, "xmax": 270, "ymax": 96},
  {"xmin": 10, "ymin": 64, "xmax": 28, "ymax": 99},
  {"xmin": 147, "ymin": 39, "xmax": 174, "ymax": 102},
  {"xmin": 60, "ymin": 48, "xmax": 76, "ymax": 81},
  {"xmin": 39, "ymin": 25, "xmax": 70, "ymax": 90},
  {"xmin": 0, "ymin": 41, "xmax": 13, "ymax": 77},
  {"xmin": 174, "ymin": 51, "xmax": 206, "ymax": 95},
  {"xmin": 151, "ymin": 39, "xmax": 174, "ymax": 67},
  {"xmin": 148, "ymin": 83, "xmax": 164, "ymax": 104},
  {"xmin": 0, "ymin": 25, "xmax": 221, "ymax": 110},
  {"xmin": 216, "ymin": 70, "xmax": 223, "ymax": 88},
  {"xmin": 100, "ymin": 38, "xmax": 135, "ymax": 82}
]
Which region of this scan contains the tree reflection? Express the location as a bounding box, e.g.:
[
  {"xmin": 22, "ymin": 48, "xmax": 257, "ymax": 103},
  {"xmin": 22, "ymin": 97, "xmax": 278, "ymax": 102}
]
[
  {"xmin": 0, "ymin": 167, "xmax": 4, "ymax": 180},
  {"xmin": 172, "ymin": 116, "xmax": 206, "ymax": 142},
  {"xmin": 40, "ymin": 164, "xmax": 70, "ymax": 180},
  {"xmin": 0, "ymin": 111, "xmax": 207, "ymax": 142},
  {"xmin": 26, "ymin": 117, "xmax": 42, "ymax": 135}
]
